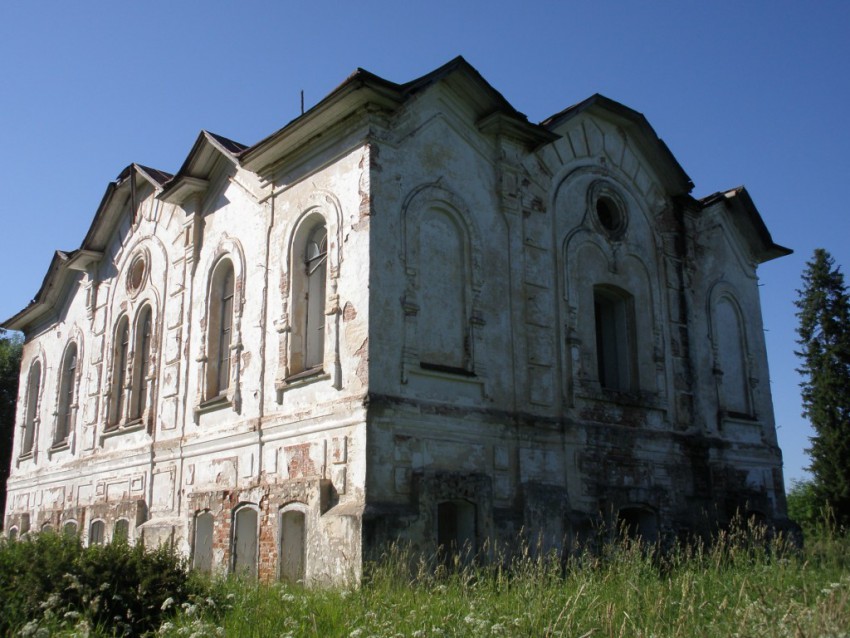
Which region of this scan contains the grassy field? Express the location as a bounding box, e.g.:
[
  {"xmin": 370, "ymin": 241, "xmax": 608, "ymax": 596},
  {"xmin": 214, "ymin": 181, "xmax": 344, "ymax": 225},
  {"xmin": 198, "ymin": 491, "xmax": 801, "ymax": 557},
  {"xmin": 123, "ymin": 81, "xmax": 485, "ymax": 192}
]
[
  {"xmin": 160, "ymin": 524, "xmax": 850, "ymax": 638},
  {"xmin": 5, "ymin": 521, "xmax": 850, "ymax": 637}
]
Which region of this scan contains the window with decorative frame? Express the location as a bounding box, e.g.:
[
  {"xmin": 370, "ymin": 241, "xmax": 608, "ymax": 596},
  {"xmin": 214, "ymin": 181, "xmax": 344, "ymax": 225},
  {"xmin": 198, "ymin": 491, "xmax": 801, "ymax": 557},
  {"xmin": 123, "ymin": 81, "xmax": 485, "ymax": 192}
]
[
  {"xmin": 54, "ymin": 342, "xmax": 78, "ymax": 445},
  {"xmin": 206, "ymin": 258, "xmax": 235, "ymax": 399},
  {"xmin": 109, "ymin": 317, "xmax": 130, "ymax": 427},
  {"xmin": 21, "ymin": 360, "xmax": 41, "ymax": 456},
  {"xmin": 130, "ymin": 304, "xmax": 153, "ymax": 421}
]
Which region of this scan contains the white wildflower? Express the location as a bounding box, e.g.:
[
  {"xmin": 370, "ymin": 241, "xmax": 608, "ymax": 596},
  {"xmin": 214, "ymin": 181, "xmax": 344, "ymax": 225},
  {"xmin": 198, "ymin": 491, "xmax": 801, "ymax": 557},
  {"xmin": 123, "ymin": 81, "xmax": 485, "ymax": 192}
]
[
  {"xmin": 161, "ymin": 596, "xmax": 175, "ymax": 611},
  {"xmin": 349, "ymin": 629, "xmax": 364, "ymax": 638}
]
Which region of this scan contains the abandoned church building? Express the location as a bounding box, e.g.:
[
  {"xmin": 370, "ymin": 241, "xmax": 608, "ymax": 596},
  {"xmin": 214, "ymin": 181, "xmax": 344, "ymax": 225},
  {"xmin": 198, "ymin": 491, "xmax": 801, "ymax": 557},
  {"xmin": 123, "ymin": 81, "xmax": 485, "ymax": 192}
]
[{"xmin": 3, "ymin": 57, "xmax": 792, "ymax": 582}]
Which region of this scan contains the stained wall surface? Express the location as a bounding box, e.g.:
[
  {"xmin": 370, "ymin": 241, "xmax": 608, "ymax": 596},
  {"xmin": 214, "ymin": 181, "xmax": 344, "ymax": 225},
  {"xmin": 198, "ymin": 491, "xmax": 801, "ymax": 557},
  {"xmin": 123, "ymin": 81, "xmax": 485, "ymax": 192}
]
[{"xmin": 3, "ymin": 58, "xmax": 792, "ymax": 581}]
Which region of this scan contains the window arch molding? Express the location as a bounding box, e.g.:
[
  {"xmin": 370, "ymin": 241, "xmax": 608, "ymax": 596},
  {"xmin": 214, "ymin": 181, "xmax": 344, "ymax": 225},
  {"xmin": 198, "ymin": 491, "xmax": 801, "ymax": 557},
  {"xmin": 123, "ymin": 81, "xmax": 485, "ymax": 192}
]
[
  {"xmin": 558, "ymin": 166, "xmax": 670, "ymax": 409},
  {"xmin": 20, "ymin": 350, "xmax": 45, "ymax": 460},
  {"xmin": 399, "ymin": 182, "xmax": 484, "ymax": 381},
  {"xmin": 193, "ymin": 235, "xmax": 246, "ymax": 420},
  {"xmin": 275, "ymin": 191, "xmax": 344, "ymax": 394}
]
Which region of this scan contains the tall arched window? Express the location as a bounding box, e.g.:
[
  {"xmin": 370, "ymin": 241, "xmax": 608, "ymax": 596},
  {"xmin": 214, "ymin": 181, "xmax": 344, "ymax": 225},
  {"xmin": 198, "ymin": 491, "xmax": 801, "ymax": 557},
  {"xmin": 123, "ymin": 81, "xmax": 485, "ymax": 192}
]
[
  {"xmin": 304, "ymin": 224, "xmax": 328, "ymax": 371},
  {"xmin": 593, "ymin": 285, "xmax": 636, "ymax": 392},
  {"xmin": 109, "ymin": 318, "xmax": 130, "ymax": 427},
  {"xmin": 288, "ymin": 218, "xmax": 327, "ymax": 377},
  {"xmin": 207, "ymin": 259, "xmax": 235, "ymax": 398},
  {"xmin": 55, "ymin": 342, "xmax": 78, "ymax": 444},
  {"xmin": 193, "ymin": 511, "xmax": 215, "ymax": 573},
  {"xmin": 131, "ymin": 305, "xmax": 153, "ymax": 420},
  {"xmin": 22, "ymin": 361, "xmax": 41, "ymax": 456}
]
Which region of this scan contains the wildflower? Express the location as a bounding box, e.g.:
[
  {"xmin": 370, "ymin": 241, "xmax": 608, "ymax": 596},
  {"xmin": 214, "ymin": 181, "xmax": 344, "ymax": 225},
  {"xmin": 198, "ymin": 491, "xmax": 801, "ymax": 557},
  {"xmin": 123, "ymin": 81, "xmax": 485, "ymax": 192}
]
[
  {"xmin": 349, "ymin": 629, "xmax": 364, "ymax": 638},
  {"xmin": 161, "ymin": 597, "xmax": 175, "ymax": 611}
]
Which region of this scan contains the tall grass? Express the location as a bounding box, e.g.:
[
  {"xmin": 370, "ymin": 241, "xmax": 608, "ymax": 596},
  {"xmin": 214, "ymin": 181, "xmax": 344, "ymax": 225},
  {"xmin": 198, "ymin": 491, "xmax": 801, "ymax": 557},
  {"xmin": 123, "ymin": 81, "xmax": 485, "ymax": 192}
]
[
  {"xmin": 163, "ymin": 521, "xmax": 850, "ymax": 638},
  {"xmin": 3, "ymin": 521, "xmax": 849, "ymax": 637}
]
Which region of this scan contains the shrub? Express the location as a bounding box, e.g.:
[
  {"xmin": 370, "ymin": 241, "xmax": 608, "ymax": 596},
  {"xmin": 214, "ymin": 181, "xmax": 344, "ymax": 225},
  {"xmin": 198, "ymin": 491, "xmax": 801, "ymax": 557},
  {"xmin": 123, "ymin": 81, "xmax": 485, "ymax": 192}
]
[{"xmin": 0, "ymin": 532, "xmax": 210, "ymax": 637}]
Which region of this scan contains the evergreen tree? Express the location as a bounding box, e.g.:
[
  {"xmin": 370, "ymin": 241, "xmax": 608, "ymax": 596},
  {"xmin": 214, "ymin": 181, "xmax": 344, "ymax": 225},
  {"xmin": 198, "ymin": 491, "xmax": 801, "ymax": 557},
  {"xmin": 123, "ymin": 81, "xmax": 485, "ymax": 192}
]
[{"xmin": 795, "ymin": 249, "xmax": 850, "ymax": 526}]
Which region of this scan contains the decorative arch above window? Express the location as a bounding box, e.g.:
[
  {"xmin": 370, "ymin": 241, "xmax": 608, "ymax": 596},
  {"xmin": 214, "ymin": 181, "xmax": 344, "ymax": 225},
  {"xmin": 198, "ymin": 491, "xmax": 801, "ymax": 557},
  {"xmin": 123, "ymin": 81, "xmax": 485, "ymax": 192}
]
[
  {"xmin": 194, "ymin": 235, "xmax": 245, "ymax": 420},
  {"xmin": 399, "ymin": 183, "xmax": 484, "ymax": 384},
  {"xmin": 276, "ymin": 194, "xmax": 343, "ymax": 396}
]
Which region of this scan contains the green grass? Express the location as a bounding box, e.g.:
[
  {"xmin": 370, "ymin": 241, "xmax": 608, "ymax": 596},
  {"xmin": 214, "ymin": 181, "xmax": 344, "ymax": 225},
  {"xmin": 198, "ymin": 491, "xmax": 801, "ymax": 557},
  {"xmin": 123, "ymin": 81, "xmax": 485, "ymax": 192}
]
[
  {"xmin": 5, "ymin": 522, "xmax": 850, "ymax": 637},
  {"xmin": 162, "ymin": 525, "xmax": 850, "ymax": 638}
]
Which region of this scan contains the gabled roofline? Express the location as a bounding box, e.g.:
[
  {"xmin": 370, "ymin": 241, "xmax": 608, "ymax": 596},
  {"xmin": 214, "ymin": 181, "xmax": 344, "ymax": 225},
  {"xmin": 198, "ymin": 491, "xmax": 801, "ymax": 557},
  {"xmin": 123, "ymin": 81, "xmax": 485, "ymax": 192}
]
[
  {"xmin": 159, "ymin": 130, "xmax": 246, "ymax": 203},
  {"xmin": 541, "ymin": 94, "xmax": 694, "ymax": 196},
  {"xmin": 699, "ymin": 186, "xmax": 792, "ymax": 263}
]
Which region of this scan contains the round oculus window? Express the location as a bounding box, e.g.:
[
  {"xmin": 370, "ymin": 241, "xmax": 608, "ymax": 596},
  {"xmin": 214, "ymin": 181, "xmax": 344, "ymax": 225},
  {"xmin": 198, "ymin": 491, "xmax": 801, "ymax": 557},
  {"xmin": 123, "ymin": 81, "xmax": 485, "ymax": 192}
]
[{"xmin": 126, "ymin": 254, "xmax": 147, "ymax": 295}]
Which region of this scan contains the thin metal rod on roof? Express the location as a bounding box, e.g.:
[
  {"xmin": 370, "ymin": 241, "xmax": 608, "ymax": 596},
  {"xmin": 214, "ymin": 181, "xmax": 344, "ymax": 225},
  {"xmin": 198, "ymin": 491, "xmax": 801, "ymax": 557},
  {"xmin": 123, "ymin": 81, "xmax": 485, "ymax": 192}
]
[{"xmin": 300, "ymin": 90, "xmax": 304, "ymax": 115}]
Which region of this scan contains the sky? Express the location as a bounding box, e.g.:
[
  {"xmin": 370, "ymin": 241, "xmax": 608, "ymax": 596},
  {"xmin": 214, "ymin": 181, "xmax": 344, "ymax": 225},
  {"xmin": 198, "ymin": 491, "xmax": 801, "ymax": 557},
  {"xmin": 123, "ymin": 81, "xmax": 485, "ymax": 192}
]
[{"xmin": 1, "ymin": 1, "xmax": 848, "ymax": 489}]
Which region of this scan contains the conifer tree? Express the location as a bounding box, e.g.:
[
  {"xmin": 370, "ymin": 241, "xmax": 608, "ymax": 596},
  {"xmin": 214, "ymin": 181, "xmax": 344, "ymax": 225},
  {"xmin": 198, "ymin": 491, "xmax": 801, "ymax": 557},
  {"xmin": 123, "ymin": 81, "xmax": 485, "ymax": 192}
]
[{"xmin": 795, "ymin": 249, "xmax": 850, "ymax": 526}]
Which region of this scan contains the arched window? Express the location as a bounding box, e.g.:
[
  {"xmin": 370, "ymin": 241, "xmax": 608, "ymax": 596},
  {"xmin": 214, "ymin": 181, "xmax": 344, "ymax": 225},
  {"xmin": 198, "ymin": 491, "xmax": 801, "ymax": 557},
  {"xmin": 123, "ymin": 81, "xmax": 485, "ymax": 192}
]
[
  {"xmin": 593, "ymin": 286, "xmax": 636, "ymax": 392},
  {"xmin": 193, "ymin": 511, "xmax": 215, "ymax": 573},
  {"xmin": 279, "ymin": 506, "xmax": 307, "ymax": 583},
  {"xmin": 231, "ymin": 505, "xmax": 258, "ymax": 578},
  {"xmin": 63, "ymin": 521, "xmax": 78, "ymax": 537},
  {"xmin": 22, "ymin": 361, "xmax": 41, "ymax": 456},
  {"xmin": 8, "ymin": 527, "xmax": 18, "ymax": 541},
  {"xmin": 207, "ymin": 259, "xmax": 235, "ymax": 398},
  {"xmin": 131, "ymin": 305, "xmax": 153, "ymax": 420},
  {"xmin": 113, "ymin": 519, "xmax": 130, "ymax": 543},
  {"xmin": 109, "ymin": 318, "xmax": 130, "ymax": 427},
  {"xmin": 89, "ymin": 520, "xmax": 105, "ymax": 546},
  {"xmin": 41, "ymin": 523, "xmax": 54, "ymax": 534},
  {"xmin": 55, "ymin": 342, "xmax": 78, "ymax": 444},
  {"xmin": 289, "ymin": 218, "xmax": 328, "ymax": 377},
  {"xmin": 304, "ymin": 224, "xmax": 328, "ymax": 371}
]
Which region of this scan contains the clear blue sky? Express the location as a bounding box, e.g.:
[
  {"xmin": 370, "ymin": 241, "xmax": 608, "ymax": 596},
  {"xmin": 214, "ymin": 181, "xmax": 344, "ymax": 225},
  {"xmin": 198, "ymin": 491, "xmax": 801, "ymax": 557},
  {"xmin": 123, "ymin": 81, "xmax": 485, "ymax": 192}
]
[{"xmin": 2, "ymin": 1, "xmax": 848, "ymax": 489}]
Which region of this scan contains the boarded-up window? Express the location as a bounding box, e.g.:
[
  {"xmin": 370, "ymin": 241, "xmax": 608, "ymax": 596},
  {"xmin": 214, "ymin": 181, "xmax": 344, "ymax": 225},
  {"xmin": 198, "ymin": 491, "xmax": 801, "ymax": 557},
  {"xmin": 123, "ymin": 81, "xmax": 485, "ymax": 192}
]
[
  {"xmin": 419, "ymin": 210, "xmax": 467, "ymax": 369},
  {"xmin": 279, "ymin": 509, "xmax": 306, "ymax": 584},
  {"xmin": 232, "ymin": 506, "xmax": 258, "ymax": 578},
  {"xmin": 193, "ymin": 512, "xmax": 214, "ymax": 573},
  {"xmin": 715, "ymin": 297, "xmax": 750, "ymax": 415}
]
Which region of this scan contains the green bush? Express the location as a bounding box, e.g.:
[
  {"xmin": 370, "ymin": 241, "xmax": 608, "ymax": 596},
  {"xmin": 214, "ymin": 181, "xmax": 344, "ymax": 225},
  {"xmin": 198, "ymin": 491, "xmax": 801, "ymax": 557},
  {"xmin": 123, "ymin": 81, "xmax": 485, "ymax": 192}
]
[{"xmin": 0, "ymin": 532, "xmax": 210, "ymax": 637}]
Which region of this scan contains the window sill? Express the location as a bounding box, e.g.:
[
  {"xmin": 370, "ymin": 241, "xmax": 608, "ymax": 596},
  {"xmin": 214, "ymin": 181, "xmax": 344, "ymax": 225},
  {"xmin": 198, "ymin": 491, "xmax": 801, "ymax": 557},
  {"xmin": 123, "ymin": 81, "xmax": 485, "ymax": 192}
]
[
  {"xmin": 17, "ymin": 451, "xmax": 33, "ymax": 462},
  {"xmin": 580, "ymin": 385, "xmax": 660, "ymax": 410},
  {"xmin": 48, "ymin": 440, "xmax": 70, "ymax": 457},
  {"xmin": 282, "ymin": 367, "xmax": 328, "ymax": 386},
  {"xmin": 419, "ymin": 362, "xmax": 475, "ymax": 377},
  {"xmin": 101, "ymin": 419, "xmax": 146, "ymax": 441},
  {"xmin": 197, "ymin": 393, "xmax": 232, "ymax": 415}
]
